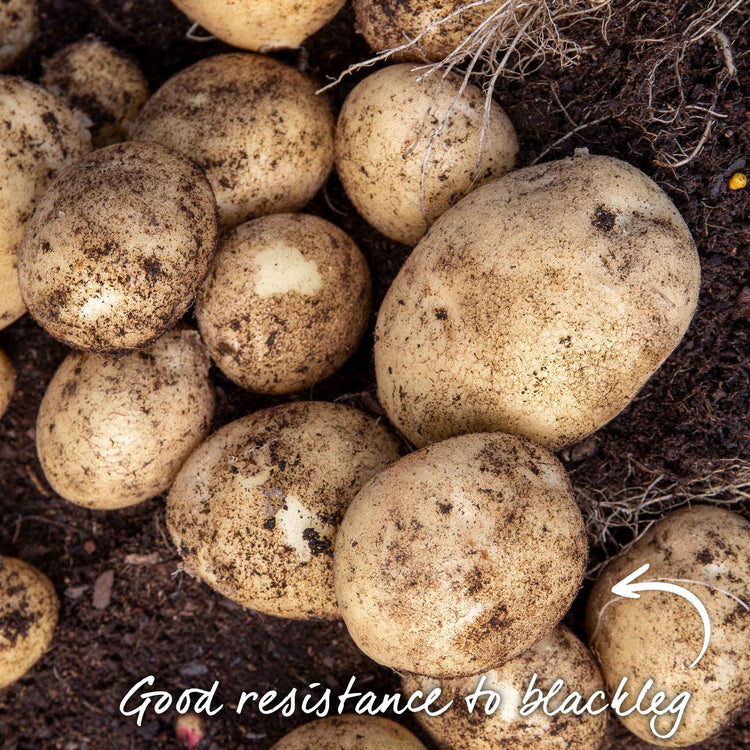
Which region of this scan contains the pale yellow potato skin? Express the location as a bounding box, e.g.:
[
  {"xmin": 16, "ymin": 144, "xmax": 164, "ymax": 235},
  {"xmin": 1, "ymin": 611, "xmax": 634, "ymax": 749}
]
[
  {"xmin": 167, "ymin": 402, "xmax": 403, "ymax": 620},
  {"xmin": 132, "ymin": 53, "xmax": 334, "ymax": 229},
  {"xmin": 0, "ymin": 348, "xmax": 14, "ymax": 419},
  {"xmin": 0, "ymin": 0, "xmax": 37, "ymax": 70},
  {"xmin": 0, "ymin": 556, "xmax": 58, "ymax": 689},
  {"xmin": 586, "ymin": 505, "xmax": 750, "ymax": 747},
  {"xmin": 0, "ymin": 76, "xmax": 90, "ymax": 330},
  {"xmin": 196, "ymin": 213, "xmax": 371, "ymax": 394},
  {"xmin": 271, "ymin": 715, "xmax": 427, "ymax": 749},
  {"xmin": 375, "ymin": 154, "xmax": 700, "ymax": 450},
  {"xmin": 41, "ymin": 35, "xmax": 149, "ymax": 147},
  {"xmin": 335, "ymin": 63, "xmax": 518, "ymax": 246},
  {"xmin": 36, "ymin": 329, "xmax": 215, "ymax": 510},
  {"xmin": 334, "ymin": 432, "xmax": 587, "ymax": 677},
  {"xmin": 403, "ymin": 625, "xmax": 608, "ymax": 749},
  {"xmin": 171, "ymin": 0, "xmax": 347, "ymax": 51},
  {"xmin": 18, "ymin": 141, "xmax": 219, "ymax": 352}
]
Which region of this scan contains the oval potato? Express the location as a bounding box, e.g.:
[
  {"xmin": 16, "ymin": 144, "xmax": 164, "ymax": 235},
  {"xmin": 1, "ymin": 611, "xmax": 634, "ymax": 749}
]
[{"xmin": 0, "ymin": 348, "xmax": 14, "ymax": 419}]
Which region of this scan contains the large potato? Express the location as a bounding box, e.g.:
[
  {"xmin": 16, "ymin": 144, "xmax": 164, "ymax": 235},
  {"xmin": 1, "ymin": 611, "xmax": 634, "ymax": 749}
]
[
  {"xmin": 0, "ymin": 556, "xmax": 58, "ymax": 688},
  {"xmin": 0, "ymin": 348, "xmax": 14, "ymax": 419},
  {"xmin": 36, "ymin": 329, "xmax": 215, "ymax": 510},
  {"xmin": 0, "ymin": 76, "xmax": 90, "ymax": 330},
  {"xmin": 335, "ymin": 63, "xmax": 518, "ymax": 246},
  {"xmin": 375, "ymin": 154, "xmax": 700, "ymax": 450},
  {"xmin": 334, "ymin": 432, "xmax": 587, "ymax": 677},
  {"xmin": 132, "ymin": 53, "xmax": 334, "ymax": 228},
  {"xmin": 0, "ymin": 0, "xmax": 37, "ymax": 70},
  {"xmin": 167, "ymin": 402, "xmax": 403, "ymax": 619},
  {"xmin": 586, "ymin": 505, "xmax": 750, "ymax": 746},
  {"xmin": 18, "ymin": 141, "xmax": 218, "ymax": 352}
]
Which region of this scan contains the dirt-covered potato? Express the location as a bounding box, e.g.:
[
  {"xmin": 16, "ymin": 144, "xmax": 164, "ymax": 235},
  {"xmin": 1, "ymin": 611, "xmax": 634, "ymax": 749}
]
[
  {"xmin": 403, "ymin": 625, "xmax": 608, "ymax": 749},
  {"xmin": 375, "ymin": 154, "xmax": 700, "ymax": 450},
  {"xmin": 0, "ymin": 556, "xmax": 58, "ymax": 688},
  {"xmin": 335, "ymin": 63, "xmax": 518, "ymax": 246},
  {"xmin": 171, "ymin": 0, "xmax": 347, "ymax": 51},
  {"xmin": 36, "ymin": 329, "xmax": 215, "ymax": 510},
  {"xmin": 0, "ymin": 349, "xmax": 14, "ymax": 419},
  {"xmin": 167, "ymin": 402, "xmax": 403, "ymax": 619},
  {"xmin": 18, "ymin": 141, "xmax": 219, "ymax": 352},
  {"xmin": 586, "ymin": 505, "xmax": 750, "ymax": 746},
  {"xmin": 41, "ymin": 35, "xmax": 149, "ymax": 146},
  {"xmin": 132, "ymin": 53, "xmax": 334, "ymax": 228},
  {"xmin": 0, "ymin": 0, "xmax": 37, "ymax": 70},
  {"xmin": 334, "ymin": 432, "xmax": 587, "ymax": 677},
  {"xmin": 196, "ymin": 213, "xmax": 371, "ymax": 394},
  {"xmin": 0, "ymin": 76, "xmax": 90, "ymax": 330}
]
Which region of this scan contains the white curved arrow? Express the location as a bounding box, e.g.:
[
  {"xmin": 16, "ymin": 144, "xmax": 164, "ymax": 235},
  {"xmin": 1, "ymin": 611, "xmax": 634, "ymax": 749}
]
[{"xmin": 611, "ymin": 563, "xmax": 711, "ymax": 669}]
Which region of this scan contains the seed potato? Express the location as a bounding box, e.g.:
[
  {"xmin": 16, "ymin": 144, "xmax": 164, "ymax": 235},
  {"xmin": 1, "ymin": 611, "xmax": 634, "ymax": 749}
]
[
  {"xmin": 0, "ymin": 0, "xmax": 37, "ymax": 70},
  {"xmin": 132, "ymin": 53, "xmax": 334, "ymax": 228},
  {"xmin": 375, "ymin": 154, "xmax": 700, "ymax": 450},
  {"xmin": 18, "ymin": 141, "xmax": 219, "ymax": 352},
  {"xmin": 0, "ymin": 349, "xmax": 14, "ymax": 419},
  {"xmin": 167, "ymin": 402, "xmax": 403, "ymax": 619},
  {"xmin": 334, "ymin": 432, "xmax": 587, "ymax": 677}
]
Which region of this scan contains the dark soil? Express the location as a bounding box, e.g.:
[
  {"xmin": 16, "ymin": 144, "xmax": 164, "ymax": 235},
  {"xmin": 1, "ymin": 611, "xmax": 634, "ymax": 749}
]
[{"xmin": 1, "ymin": 1, "xmax": 748, "ymax": 749}]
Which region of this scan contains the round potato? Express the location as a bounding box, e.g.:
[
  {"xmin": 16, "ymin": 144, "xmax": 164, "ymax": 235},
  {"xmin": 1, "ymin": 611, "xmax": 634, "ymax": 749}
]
[
  {"xmin": 41, "ymin": 35, "xmax": 149, "ymax": 146},
  {"xmin": 18, "ymin": 141, "xmax": 219, "ymax": 352},
  {"xmin": 403, "ymin": 625, "xmax": 607, "ymax": 749},
  {"xmin": 167, "ymin": 402, "xmax": 403, "ymax": 619},
  {"xmin": 36, "ymin": 329, "xmax": 215, "ymax": 510},
  {"xmin": 0, "ymin": 76, "xmax": 90, "ymax": 330},
  {"xmin": 0, "ymin": 348, "xmax": 14, "ymax": 419},
  {"xmin": 375, "ymin": 154, "xmax": 700, "ymax": 450},
  {"xmin": 132, "ymin": 53, "xmax": 334, "ymax": 228},
  {"xmin": 0, "ymin": 556, "xmax": 58, "ymax": 688},
  {"xmin": 196, "ymin": 213, "xmax": 371, "ymax": 394},
  {"xmin": 0, "ymin": 0, "xmax": 37, "ymax": 70},
  {"xmin": 334, "ymin": 432, "xmax": 587, "ymax": 677},
  {"xmin": 335, "ymin": 63, "xmax": 518, "ymax": 246},
  {"xmin": 586, "ymin": 505, "xmax": 750, "ymax": 746}
]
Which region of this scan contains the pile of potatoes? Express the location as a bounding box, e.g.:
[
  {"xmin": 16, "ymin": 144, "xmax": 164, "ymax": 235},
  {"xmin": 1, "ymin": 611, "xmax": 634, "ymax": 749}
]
[{"xmin": 1, "ymin": 3, "xmax": 747, "ymax": 750}]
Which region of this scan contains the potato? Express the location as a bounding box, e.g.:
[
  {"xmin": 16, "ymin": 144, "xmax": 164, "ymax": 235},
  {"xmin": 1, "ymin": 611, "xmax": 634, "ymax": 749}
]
[
  {"xmin": 0, "ymin": 348, "xmax": 14, "ymax": 419},
  {"xmin": 0, "ymin": 556, "xmax": 58, "ymax": 688},
  {"xmin": 375, "ymin": 154, "xmax": 700, "ymax": 450},
  {"xmin": 171, "ymin": 0, "xmax": 347, "ymax": 51},
  {"xmin": 36, "ymin": 329, "xmax": 215, "ymax": 510},
  {"xmin": 41, "ymin": 35, "xmax": 149, "ymax": 147},
  {"xmin": 132, "ymin": 53, "xmax": 334, "ymax": 229},
  {"xmin": 0, "ymin": 76, "xmax": 90, "ymax": 330},
  {"xmin": 271, "ymin": 715, "xmax": 427, "ymax": 749},
  {"xmin": 167, "ymin": 402, "xmax": 403, "ymax": 619},
  {"xmin": 0, "ymin": 0, "xmax": 37, "ymax": 70},
  {"xmin": 334, "ymin": 432, "xmax": 587, "ymax": 677},
  {"xmin": 586, "ymin": 505, "xmax": 750, "ymax": 746},
  {"xmin": 18, "ymin": 141, "xmax": 219, "ymax": 352},
  {"xmin": 402, "ymin": 625, "xmax": 607, "ymax": 749},
  {"xmin": 196, "ymin": 213, "xmax": 371, "ymax": 394},
  {"xmin": 335, "ymin": 63, "xmax": 518, "ymax": 246}
]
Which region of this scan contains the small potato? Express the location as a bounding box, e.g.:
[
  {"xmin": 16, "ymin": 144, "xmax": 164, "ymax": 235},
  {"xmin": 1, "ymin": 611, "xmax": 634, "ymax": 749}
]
[
  {"xmin": 334, "ymin": 432, "xmax": 587, "ymax": 677},
  {"xmin": 41, "ymin": 35, "xmax": 149, "ymax": 146},
  {"xmin": 196, "ymin": 213, "xmax": 371, "ymax": 394},
  {"xmin": 0, "ymin": 76, "xmax": 90, "ymax": 330},
  {"xmin": 167, "ymin": 402, "xmax": 403, "ymax": 619},
  {"xmin": 0, "ymin": 556, "xmax": 58, "ymax": 688},
  {"xmin": 18, "ymin": 141, "xmax": 219, "ymax": 352},
  {"xmin": 0, "ymin": 348, "xmax": 14, "ymax": 419},
  {"xmin": 403, "ymin": 625, "xmax": 608, "ymax": 749},
  {"xmin": 132, "ymin": 53, "xmax": 334, "ymax": 228},
  {"xmin": 586, "ymin": 505, "xmax": 750, "ymax": 746},
  {"xmin": 336, "ymin": 63, "xmax": 518, "ymax": 246},
  {"xmin": 271, "ymin": 715, "xmax": 427, "ymax": 749},
  {"xmin": 0, "ymin": 0, "xmax": 37, "ymax": 70}
]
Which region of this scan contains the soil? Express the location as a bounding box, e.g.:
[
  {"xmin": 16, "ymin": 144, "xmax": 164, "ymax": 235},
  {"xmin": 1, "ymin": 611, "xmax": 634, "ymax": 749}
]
[{"xmin": 0, "ymin": 1, "xmax": 748, "ymax": 749}]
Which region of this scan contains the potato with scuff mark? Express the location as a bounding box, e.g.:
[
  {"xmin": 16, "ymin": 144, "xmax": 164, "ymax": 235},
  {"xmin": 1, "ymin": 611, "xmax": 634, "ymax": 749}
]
[
  {"xmin": 0, "ymin": 0, "xmax": 37, "ymax": 70},
  {"xmin": 0, "ymin": 349, "xmax": 14, "ymax": 419}
]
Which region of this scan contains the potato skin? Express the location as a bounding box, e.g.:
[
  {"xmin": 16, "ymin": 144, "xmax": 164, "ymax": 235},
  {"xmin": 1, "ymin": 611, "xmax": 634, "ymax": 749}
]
[
  {"xmin": 0, "ymin": 0, "xmax": 37, "ymax": 70},
  {"xmin": 335, "ymin": 64, "xmax": 518, "ymax": 246},
  {"xmin": 196, "ymin": 213, "xmax": 371, "ymax": 394},
  {"xmin": 334, "ymin": 432, "xmax": 587, "ymax": 677},
  {"xmin": 0, "ymin": 556, "xmax": 58, "ymax": 689},
  {"xmin": 0, "ymin": 76, "xmax": 91, "ymax": 330},
  {"xmin": 403, "ymin": 625, "xmax": 607, "ymax": 750},
  {"xmin": 132, "ymin": 53, "xmax": 334, "ymax": 229},
  {"xmin": 18, "ymin": 141, "xmax": 219, "ymax": 352},
  {"xmin": 375, "ymin": 154, "xmax": 700, "ymax": 450},
  {"xmin": 586, "ymin": 505, "xmax": 750, "ymax": 746},
  {"xmin": 0, "ymin": 349, "xmax": 15, "ymax": 419},
  {"xmin": 167, "ymin": 402, "xmax": 403, "ymax": 620},
  {"xmin": 36, "ymin": 329, "xmax": 215, "ymax": 510}
]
